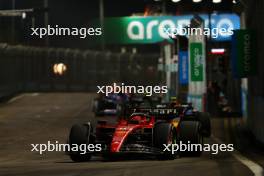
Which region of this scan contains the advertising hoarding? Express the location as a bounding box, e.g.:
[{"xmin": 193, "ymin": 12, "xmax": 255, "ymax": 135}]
[
  {"xmin": 231, "ymin": 30, "xmax": 257, "ymax": 78},
  {"xmin": 96, "ymin": 14, "xmax": 240, "ymax": 44}
]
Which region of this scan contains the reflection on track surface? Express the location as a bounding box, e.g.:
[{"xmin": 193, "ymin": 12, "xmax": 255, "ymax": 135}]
[{"xmin": 0, "ymin": 93, "xmax": 258, "ymax": 176}]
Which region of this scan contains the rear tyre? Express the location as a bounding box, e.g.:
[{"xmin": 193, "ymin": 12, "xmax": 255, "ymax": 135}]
[
  {"xmin": 68, "ymin": 124, "xmax": 92, "ymax": 162},
  {"xmin": 197, "ymin": 112, "xmax": 211, "ymax": 137},
  {"xmin": 178, "ymin": 121, "xmax": 203, "ymax": 157},
  {"xmin": 93, "ymin": 99, "xmax": 102, "ymax": 116},
  {"xmin": 116, "ymin": 103, "xmax": 125, "ymax": 119},
  {"xmin": 154, "ymin": 123, "xmax": 177, "ymax": 160}
]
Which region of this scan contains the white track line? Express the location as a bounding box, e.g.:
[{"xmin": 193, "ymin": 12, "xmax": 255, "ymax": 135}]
[
  {"xmin": 212, "ymin": 135, "xmax": 263, "ymax": 176},
  {"xmin": 7, "ymin": 93, "xmax": 40, "ymax": 104},
  {"xmin": 7, "ymin": 94, "xmax": 25, "ymax": 104}
]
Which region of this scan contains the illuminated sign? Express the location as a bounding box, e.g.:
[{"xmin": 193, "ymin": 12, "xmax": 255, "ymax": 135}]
[
  {"xmin": 190, "ymin": 43, "xmax": 204, "ymax": 81},
  {"xmin": 99, "ymin": 14, "xmax": 240, "ymax": 44}
]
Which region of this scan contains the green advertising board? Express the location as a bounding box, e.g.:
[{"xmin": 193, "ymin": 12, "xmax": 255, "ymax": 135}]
[
  {"xmin": 190, "ymin": 43, "xmax": 204, "ymax": 81},
  {"xmin": 101, "ymin": 16, "xmax": 174, "ymax": 44},
  {"xmin": 91, "ymin": 14, "xmax": 239, "ymax": 44},
  {"xmin": 104, "ymin": 17, "xmax": 152, "ymax": 44},
  {"xmin": 232, "ymin": 30, "xmax": 257, "ymax": 78}
]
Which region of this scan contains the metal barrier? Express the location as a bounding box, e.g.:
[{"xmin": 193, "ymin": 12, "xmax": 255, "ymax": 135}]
[{"xmin": 0, "ymin": 43, "xmax": 159, "ymax": 98}]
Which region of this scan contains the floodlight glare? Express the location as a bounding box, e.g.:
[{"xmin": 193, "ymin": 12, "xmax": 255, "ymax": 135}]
[
  {"xmin": 212, "ymin": 0, "xmax": 222, "ymax": 3},
  {"xmin": 22, "ymin": 12, "xmax": 26, "ymax": 19},
  {"xmin": 193, "ymin": 0, "xmax": 202, "ymax": 3}
]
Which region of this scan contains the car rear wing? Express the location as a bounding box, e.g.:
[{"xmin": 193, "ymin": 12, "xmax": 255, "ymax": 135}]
[{"xmin": 132, "ymin": 106, "xmax": 192, "ymax": 118}]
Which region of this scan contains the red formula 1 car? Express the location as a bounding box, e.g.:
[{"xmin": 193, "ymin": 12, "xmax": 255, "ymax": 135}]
[{"xmin": 67, "ymin": 105, "xmax": 211, "ymax": 162}]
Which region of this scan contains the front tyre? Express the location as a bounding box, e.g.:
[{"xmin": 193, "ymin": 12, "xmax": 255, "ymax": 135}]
[{"xmin": 68, "ymin": 124, "xmax": 92, "ymax": 162}]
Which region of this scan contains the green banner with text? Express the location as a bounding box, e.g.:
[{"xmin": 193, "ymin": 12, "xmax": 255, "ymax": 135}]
[
  {"xmin": 92, "ymin": 14, "xmax": 239, "ymax": 44},
  {"xmin": 231, "ymin": 30, "xmax": 257, "ymax": 78},
  {"xmin": 190, "ymin": 42, "xmax": 204, "ymax": 81}
]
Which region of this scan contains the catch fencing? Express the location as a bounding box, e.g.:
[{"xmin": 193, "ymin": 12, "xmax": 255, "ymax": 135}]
[{"xmin": 0, "ymin": 43, "xmax": 160, "ymax": 98}]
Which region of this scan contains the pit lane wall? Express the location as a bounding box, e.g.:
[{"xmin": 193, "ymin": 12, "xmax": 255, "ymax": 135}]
[{"xmin": 244, "ymin": 0, "xmax": 264, "ymax": 143}]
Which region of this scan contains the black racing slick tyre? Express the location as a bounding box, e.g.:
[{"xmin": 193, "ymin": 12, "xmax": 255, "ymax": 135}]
[
  {"xmin": 154, "ymin": 123, "xmax": 177, "ymax": 160},
  {"xmin": 68, "ymin": 124, "xmax": 92, "ymax": 162},
  {"xmin": 93, "ymin": 99, "xmax": 101, "ymax": 116},
  {"xmin": 116, "ymin": 103, "xmax": 125, "ymax": 119},
  {"xmin": 178, "ymin": 121, "xmax": 203, "ymax": 157},
  {"xmin": 197, "ymin": 112, "xmax": 211, "ymax": 137}
]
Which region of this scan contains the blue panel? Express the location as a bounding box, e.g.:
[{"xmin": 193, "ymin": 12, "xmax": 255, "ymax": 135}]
[{"xmin": 179, "ymin": 51, "xmax": 189, "ymax": 85}]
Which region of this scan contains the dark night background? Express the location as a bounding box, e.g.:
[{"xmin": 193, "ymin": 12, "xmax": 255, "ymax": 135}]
[{"xmin": 0, "ymin": 0, "xmax": 234, "ymax": 49}]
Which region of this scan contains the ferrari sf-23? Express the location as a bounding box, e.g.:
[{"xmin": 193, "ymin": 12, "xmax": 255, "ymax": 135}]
[{"xmin": 67, "ymin": 104, "xmax": 211, "ymax": 162}]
